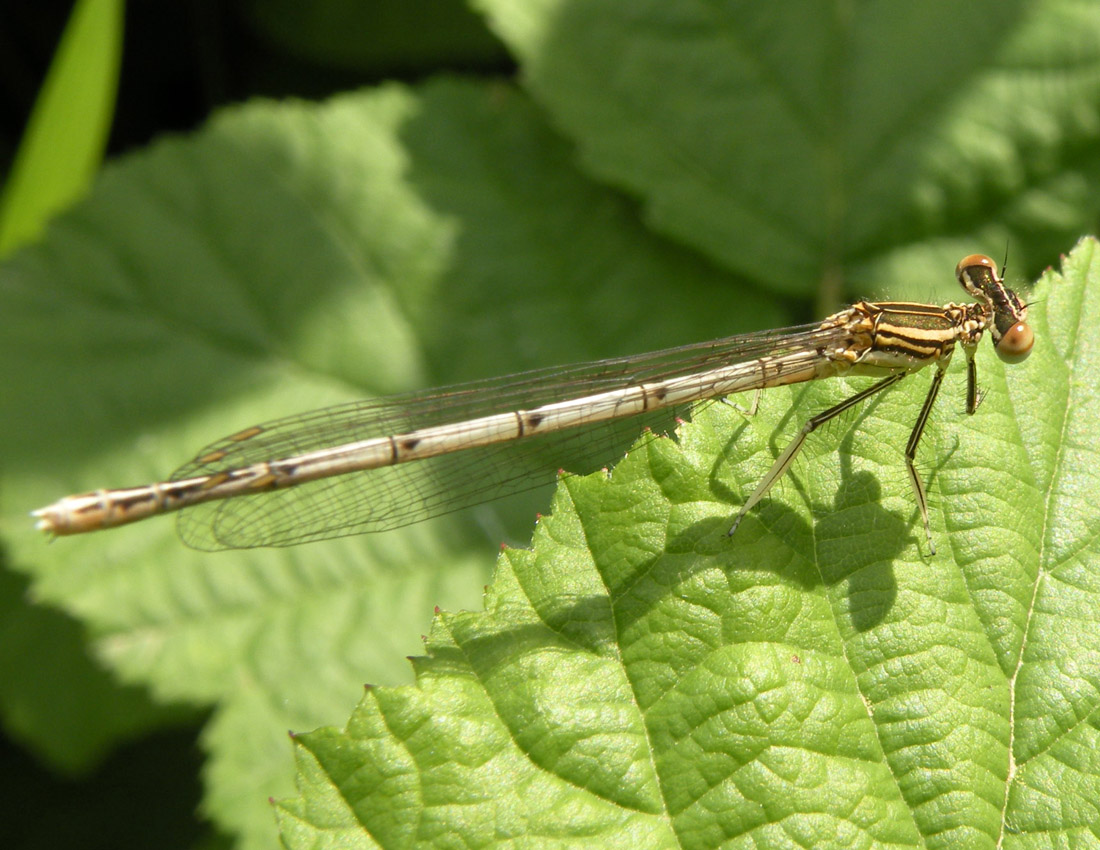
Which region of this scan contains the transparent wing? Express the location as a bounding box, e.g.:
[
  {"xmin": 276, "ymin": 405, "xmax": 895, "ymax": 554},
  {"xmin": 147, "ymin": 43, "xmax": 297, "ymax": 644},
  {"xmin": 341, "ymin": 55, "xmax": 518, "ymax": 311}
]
[{"xmin": 172, "ymin": 321, "xmax": 843, "ymax": 550}]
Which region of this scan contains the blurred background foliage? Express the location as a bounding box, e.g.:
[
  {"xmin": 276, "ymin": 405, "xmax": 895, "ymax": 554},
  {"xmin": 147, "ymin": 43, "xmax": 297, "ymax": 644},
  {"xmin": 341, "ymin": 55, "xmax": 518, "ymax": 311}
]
[{"xmin": 1, "ymin": 3, "xmax": 510, "ymax": 847}]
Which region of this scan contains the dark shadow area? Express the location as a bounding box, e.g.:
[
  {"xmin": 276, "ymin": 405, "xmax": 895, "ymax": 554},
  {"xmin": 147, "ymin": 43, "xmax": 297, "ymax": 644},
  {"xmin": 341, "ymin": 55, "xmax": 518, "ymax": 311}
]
[
  {"xmin": 3, "ymin": 721, "xmax": 217, "ymax": 850},
  {"xmin": 0, "ymin": 1, "xmax": 513, "ymax": 159}
]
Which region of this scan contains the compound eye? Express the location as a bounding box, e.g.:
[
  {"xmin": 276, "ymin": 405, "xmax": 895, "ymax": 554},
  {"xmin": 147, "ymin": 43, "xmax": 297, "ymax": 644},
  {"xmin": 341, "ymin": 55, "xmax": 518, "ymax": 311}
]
[
  {"xmin": 996, "ymin": 321, "xmax": 1034, "ymax": 363},
  {"xmin": 956, "ymin": 254, "xmax": 997, "ymax": 282}
]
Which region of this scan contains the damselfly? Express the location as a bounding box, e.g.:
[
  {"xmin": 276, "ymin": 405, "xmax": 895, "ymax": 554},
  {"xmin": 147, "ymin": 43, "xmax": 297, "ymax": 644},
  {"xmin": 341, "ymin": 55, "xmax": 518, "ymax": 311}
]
[{"xmin": 33, "ymin": 255, "xmax": 1032, "ymax": 553}]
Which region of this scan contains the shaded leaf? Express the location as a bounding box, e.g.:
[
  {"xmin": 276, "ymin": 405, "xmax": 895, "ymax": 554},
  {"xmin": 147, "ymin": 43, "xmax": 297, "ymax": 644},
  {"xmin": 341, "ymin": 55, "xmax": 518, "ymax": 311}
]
[
  {"xmin": 0, "ymin": 79, "xmax": 772, "ymax": 849},
  {"xmin": 479, "ymin": 0, "xmax": 1100, "ymax": 297}
]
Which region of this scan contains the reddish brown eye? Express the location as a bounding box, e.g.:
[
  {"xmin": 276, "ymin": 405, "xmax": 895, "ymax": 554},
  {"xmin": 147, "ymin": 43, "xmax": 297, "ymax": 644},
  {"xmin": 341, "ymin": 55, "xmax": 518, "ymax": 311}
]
[
  {"xmin": 996, "ymin": 321, "xmax": 1034, "ymax": 363},
  {"xmin": 956, "ymin": 254, "xmax": 997, "ymax": 281}
]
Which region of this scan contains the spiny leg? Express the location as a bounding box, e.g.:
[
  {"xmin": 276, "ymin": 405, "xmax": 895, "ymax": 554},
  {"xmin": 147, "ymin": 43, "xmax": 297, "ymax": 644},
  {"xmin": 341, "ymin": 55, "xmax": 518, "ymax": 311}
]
[
  {"xmin": 965, "ymin": 347, "xmax": 979, "ymax": 414},
  {"xmin": 727, "ymin": 373, "xmax": 907, "ymax": 538},
  {"xmin": 903, "ymin": 366, "xmax": 948, "ymax": 556}
]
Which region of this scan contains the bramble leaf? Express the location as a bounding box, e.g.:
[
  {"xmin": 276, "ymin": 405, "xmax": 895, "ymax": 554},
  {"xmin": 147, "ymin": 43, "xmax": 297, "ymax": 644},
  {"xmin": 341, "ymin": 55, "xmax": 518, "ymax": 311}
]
[{"xmin": 278, "ymin": 242, "xmax": 1100, "ymax": 849}]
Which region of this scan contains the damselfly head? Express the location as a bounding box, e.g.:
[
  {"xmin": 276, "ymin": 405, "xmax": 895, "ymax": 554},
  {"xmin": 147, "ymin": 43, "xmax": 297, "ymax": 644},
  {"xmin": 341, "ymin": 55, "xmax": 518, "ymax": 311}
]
[{"xmin": 955, "ymin": 253, "xmax": 1034, "ymax": 363}]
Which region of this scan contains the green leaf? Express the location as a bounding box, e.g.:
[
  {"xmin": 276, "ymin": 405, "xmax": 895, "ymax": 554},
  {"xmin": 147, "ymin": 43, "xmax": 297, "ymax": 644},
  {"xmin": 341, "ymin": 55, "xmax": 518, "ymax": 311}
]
[
  {"xmin": 0, "ymin": 0, "xmax": 123, "ymax": 257},
  {"xmin": 0, "ymin": 79, "xmax": 777, "ymax": 849},
  {"xmin": 477, "ymin": 0, "xmax": 1100, "ymax": 299},
  {"xmin": 277, "ymin": 240, "xmax": 1099, "ymax": 849}
]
